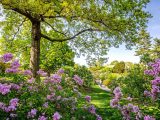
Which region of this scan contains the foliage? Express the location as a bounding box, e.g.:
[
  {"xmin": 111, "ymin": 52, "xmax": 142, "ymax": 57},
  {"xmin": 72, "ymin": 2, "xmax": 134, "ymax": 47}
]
[
  {"xmin": 40, "ymin": 42, "xmax": 75, "ymax": 74},
  {"xmin": 109, "ymin": 64, "xmax": 151, "ymax": 101}
]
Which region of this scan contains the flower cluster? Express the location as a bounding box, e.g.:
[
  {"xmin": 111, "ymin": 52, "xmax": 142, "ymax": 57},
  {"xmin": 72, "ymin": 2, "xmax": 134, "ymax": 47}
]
[
  {"xmin": 0, "ymin": 83, "xmax": 11, "ymax": 95},
  {"xmin": 0, "ymin": 98, "xmax": 19, "ymax": 113},
  {"xmin": 144, "ymin": 59, "xmax": 160, "ymax": 100},
  {"xmin": 110, "ymin": 87, "xmax": 143, "ymax": 120},
  {"xmin": 73, "ymin": 75, "xmax": 83, "ymax": 86},
  {"xmin": 144, "ymin": 115, "xmax": 155, "ymax": 120},
  {"xmin": 2, "ymin": 53, "xmax": 13, "ymax": 62},
  {"xmin": 5, "ymin": 60, "xmax": 20, "ymax": 73},
  {"xmin": 37, "ymin": 69, "xmax": 47, "ymax": 77}
]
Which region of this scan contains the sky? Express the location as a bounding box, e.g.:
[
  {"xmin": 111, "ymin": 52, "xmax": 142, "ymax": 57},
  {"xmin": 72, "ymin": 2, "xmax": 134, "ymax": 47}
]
[{"xmin": 74, "ymin": 0, "xmax": 160, "ymax": 65}]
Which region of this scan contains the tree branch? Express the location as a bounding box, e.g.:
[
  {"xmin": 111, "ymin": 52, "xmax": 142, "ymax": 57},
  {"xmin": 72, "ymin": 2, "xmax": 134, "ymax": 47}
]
[
  {"xmin": 11, "ymin": 17, "xmax": 27, "ymax": 41},
  {"xmin": 41, "ymin": 28, "xmax": 102, "ymax": 42},
  {"xmin": 43, "ymin": 20, "xmax": 67, "ymax": 36}
]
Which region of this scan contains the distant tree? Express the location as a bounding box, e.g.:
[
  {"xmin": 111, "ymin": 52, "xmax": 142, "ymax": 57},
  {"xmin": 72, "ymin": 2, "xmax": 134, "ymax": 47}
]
[
  {"xmin": 110, "ymin": 60, "xmax": 119, "ymax": 65},
  {"xmin": 112, "ymin": 61, "xmax": 125, "ymax": 73}
]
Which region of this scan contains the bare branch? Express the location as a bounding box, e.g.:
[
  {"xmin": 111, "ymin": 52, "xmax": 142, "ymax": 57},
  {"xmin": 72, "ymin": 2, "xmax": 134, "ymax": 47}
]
[
  {"xmin": 43, "ymin": 20, "xmax": 67, "ymax": 36},
  {"xmin": 41, "ymin": 28, "xmax": 102, "ymax": 42}
]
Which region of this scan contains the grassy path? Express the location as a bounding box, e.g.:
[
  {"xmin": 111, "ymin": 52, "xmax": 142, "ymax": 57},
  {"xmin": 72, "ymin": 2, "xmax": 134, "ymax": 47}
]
[{"xmin": 81, "ymin": 85, "xmax": 122, "ymax": 120}]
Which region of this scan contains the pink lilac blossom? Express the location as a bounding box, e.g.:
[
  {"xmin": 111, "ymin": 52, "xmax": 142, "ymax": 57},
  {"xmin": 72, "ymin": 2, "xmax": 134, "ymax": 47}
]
[
  {"xmin": 52, "ymin": 112, "xmax": 62, "ymax": 120},
  {"xmin": 73, "ymin": 75, "xmax": 83, "ymax": 86},
  {"xmin": 85, "ymin": 95, "xmax": 91, "ymax": 102},
  {"xmin": 88, "ymin": 105, "xmax": 96, "ymax": 114},
  {"xmin": 2, "ymin": 53, "xmax": 13, "ymax": 62}
]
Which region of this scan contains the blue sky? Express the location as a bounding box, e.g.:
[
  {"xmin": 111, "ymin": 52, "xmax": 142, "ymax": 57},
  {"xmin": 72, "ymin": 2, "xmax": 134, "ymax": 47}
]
[{"xmin": 74, "ymin": 0, "xmax": 160, "ymax": 65}]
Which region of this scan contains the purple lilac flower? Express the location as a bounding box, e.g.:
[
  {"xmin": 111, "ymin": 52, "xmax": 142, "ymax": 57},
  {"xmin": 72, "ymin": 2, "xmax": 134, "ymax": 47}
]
[
  {"xmin": 144, "ymin": 115, "xmax": 155, "ymax": 120},
  {"xmin": 28, "ymin": 109, "xmax": 37, "ymax": 118},
  {"xmin": 11, "ymin": 60, "xmax": 20, "ymax": 69},
  {"xmin": 57, "ymin": 85, "xmax": 63, "ymax": 90},
  {"xmin": 110, "ymin": 98, "xmax": 119, "ymax": 108},
  {"xmin": 2, "ymin": 53, "xmax": 13, "ymax": 62},
  {"xmin": 113, "ymin": 87, "xmax": 123, "ymax": 99},
  {"xmin": 5, "ymin": 68, "xmax": 19, "ymax": 73},
  {"xmin": 7, "ymin": 105, "xmax": 17, "ymax": 111},
  {"xmin": 57, "ymin": 69, "xmax": 64, "ymax": 74},
  {"xmin": 0, "ymin": 83, "xmax": 11, "ymax": 95},
  {"xmin": 11, "ymin": 83, "xmax": 20, "ymax": 90},
  {"xmin": 37, "ymin": 69, "xmax": 47, "ymax": 77},
  {"xmin": 27, "ymin": 78, "xmax": 35, "ymax": 83},
  {"xmin": 85, "ymin": 95, "xmax": 91, "ymax": 102},
  {"xmin": 88, "ymin": 105, "xmax": 96, "ymax": 114},
  {"xmin": 0, "ymin": 102, "xmax": 6, "ymax": 110},
  {"xmin": 73, "ymin": 75, "xmax": 83, "ymax": 86},
  {"xmin": 43, "ymin": 102, "xmax": 48, "ymax": 108},
  {"xmin": 24, "ymin": 70, "xmax": 32, "ymax": 76},
  {"xmin": 38, "ymin": 115, "xmax": 47, "ymax": 120},
  {"xmin": 52, "ymin": 112, "xmax": 62, "ymax": 120},
  {"xmin": 9, "ymin": 98, "xmax": 19, "ymax": 106},
  {"xmin": 144, "ymin": 90, "xmax": 151, "ymax": 97},
  {"xmin": 50, "ymin": 74, "xmax": 61, "ymax": 84}
]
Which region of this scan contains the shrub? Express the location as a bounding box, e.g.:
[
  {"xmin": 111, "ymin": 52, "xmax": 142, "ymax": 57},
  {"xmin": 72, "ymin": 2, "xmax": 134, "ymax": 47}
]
[
  {"xmin": 0, "ymin": 53, "xmax": 102, "ymax": 120},
  {"xmin": 63, "ymin": 65, "xmax": 94, "ymax": 87}
]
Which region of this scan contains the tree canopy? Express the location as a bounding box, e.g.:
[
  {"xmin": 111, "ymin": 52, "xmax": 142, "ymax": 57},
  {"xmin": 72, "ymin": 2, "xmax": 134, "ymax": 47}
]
[{"xmin": 0, "ymin": 0, "xmax": 150, "ymax": 77}]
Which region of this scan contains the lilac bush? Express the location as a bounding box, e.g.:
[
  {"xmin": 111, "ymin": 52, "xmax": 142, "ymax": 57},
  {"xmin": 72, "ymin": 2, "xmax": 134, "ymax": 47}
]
[
  {"xmin": 144, "ymin": 59, "xmax": 160, "ymax": 100},
  {"xmin": 110, "ymin": 87, "xmax": 155, "ymax": 120},
  {"xmin": 0, "ymin": 53, "xmax": 102, "ymax": 119}
]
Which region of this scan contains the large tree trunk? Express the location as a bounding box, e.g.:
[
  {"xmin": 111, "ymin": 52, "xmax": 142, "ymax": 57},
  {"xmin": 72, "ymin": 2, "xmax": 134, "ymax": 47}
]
[{"xmin": 30, "ymin": 21, "xmax": 41, "ymax": 78}]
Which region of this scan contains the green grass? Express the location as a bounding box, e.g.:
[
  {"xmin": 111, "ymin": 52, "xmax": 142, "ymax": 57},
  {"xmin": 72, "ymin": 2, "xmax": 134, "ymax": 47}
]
[
  {"xmin": 80, "ymin": 85, "xmax": 122, "ymax": 120},
  {"xmin": 82, "ymin": 85, "xmax": 111, "ymax": 108}
]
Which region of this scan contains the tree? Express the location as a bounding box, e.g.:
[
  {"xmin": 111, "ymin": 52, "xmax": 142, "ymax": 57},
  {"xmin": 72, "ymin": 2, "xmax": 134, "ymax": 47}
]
[
  {"xmin": 152, "ymin": 38, "xmax": 160, "ymax": 59},
  {"xmin": 110, "ymin": 60, "xmax": 119, "ymax": 65},
  {"xmin": 135, "ymin": 30, "xmax": 152, "ymax": 64},
  {"xmin": 112, "ymin": 61, "xmax": 125, "ymax": 73},
  {"xmin": 0, "ymin": 0, "xmax": 150, "ymax": 77}
]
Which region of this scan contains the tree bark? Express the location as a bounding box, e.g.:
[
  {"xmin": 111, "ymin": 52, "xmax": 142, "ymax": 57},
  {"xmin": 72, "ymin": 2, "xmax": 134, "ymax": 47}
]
[{"xmin": 30, "ymin": 21, "xmax": 41, "ymax": 78}]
